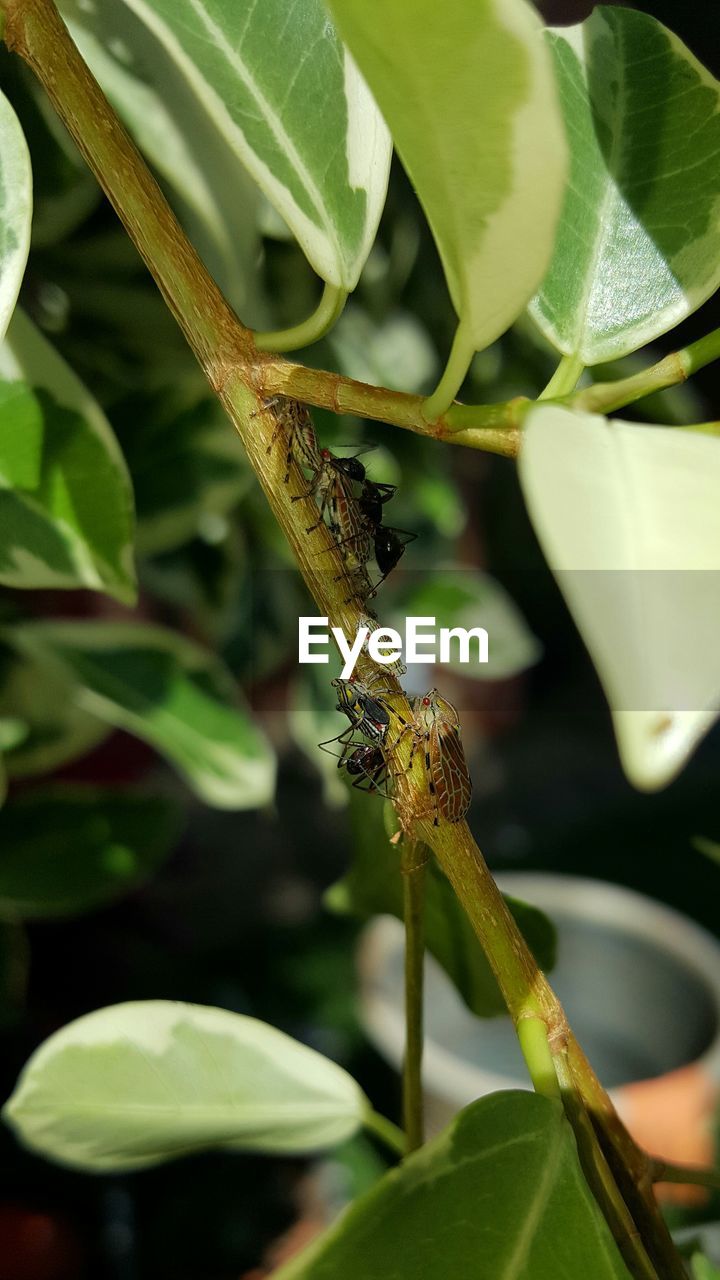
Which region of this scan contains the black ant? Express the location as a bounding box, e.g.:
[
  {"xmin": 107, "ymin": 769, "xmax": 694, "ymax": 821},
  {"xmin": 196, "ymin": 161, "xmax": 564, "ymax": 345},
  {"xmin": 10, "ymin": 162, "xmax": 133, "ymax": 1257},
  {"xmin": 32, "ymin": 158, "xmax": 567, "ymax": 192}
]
[
  {"xmin": 319, "ymin": 678, "xmax": 397, "ymax": 796},
  {"xmin": 293, "ymin": 447, "xmax": 371, "ymax": 533},
  {"xmin": 332, "ymin": 477, "xmax": 416, "ymax": 596},
  {"xmin": 341, "ymin": 742, "xmax": 390, "ymax": 795}
]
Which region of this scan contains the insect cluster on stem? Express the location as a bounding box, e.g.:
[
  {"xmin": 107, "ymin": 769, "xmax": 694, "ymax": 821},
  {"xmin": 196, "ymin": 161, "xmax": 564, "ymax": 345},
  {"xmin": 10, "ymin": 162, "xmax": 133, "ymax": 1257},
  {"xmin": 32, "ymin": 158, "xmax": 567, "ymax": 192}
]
[
  {"xmin": 264, "ymin": 398, "xmax": 471, "ymax": 825},
  {"xmin": 322, "ymin": 664, "xmax": 472, "ymax": 826},
  {"xmin": 265, "ymin": 397, "xmax": 416, "ymax": 605}
]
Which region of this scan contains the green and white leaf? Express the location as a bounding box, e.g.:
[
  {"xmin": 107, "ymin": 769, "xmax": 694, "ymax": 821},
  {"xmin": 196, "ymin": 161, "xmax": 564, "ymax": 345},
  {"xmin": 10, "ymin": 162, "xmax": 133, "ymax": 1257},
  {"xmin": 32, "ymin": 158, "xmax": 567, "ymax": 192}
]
[
  {"xmin": 3, "ymin": 1000, "xmax": 368, "ymax": 1170},
  {"xmin": 102, "ymin": 0, "xmax": 390, "ymax": 290},
  {"xmin": 0, "ymin": 310, "xmax": 136, "ymax": 602},
  {"xmin": 519, "ymin": 405, "xmax": 720, "ymax": 790},
  {"xmin": 7, "ymin": 619, "xmax": 275, "ymax": 809},
  {"xmin": 0, "ymin": 645, "xmax": 109, "ymax": 780},
  {"xmin": 60, "ymin": 0, "xmax": 265, "ymax": 318},
  {"xmin": 275, "ymin": 1092, "xmax": 632, "ymax": 1280},
  {"xmin": 0, "ymin": 89, "xmax": 32, "ymax": 341},
  {"xmin": 0, "ymin": 788, "xmax": 178, "ymax": 919},
  {"xmin": 328, "ymin": 0, "xmax": 567, "ymax": 352},
  {"xmin": 530, "ymin": 8, "xmax": 720, "ymax": 363},
  {"xmin": 12, "ymin": 73, "xmax": 99, "ymax": 249},
  {"xmin": 393, "ymin": 569, "xmax": 541, "ymax": 680}
]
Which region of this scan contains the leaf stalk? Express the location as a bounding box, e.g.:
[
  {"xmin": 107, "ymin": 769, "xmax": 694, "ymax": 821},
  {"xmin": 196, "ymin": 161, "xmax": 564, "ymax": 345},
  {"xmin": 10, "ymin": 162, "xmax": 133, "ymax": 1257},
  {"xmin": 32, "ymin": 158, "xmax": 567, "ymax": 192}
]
[
  {"xmin": 254, "ymin": 281, "xmax": 348, "ymax": 353},
  {"xmin": 401, "ymin": 837, "xmax": 426, "ymax": 1153}
]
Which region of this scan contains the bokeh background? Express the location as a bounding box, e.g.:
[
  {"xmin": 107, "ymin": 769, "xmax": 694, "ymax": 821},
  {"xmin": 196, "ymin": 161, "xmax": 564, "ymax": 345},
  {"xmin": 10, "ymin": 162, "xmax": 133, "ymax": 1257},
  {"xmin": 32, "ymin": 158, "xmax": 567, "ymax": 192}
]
[{"xmin": 1, "ymin": 0, "xmax": 719, "ymax": 1276}]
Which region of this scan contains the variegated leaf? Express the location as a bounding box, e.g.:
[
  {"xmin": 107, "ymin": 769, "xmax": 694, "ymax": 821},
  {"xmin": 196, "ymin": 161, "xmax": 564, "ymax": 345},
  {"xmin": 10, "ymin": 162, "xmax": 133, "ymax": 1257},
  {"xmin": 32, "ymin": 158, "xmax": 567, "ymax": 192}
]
[{"xmin": 530, "ymin": 8, "xmax": 720, "ymax": 363}]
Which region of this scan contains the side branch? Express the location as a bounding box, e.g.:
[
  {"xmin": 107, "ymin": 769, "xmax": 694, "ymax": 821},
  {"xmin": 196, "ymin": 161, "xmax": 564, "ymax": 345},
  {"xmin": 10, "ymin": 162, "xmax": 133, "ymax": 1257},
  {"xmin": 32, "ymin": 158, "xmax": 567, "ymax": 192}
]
[
  {"xmin": 260, "ymin": 358, "xmax": 523, "ymax": 457},
  {"xmin": 567, "ymin": 327, "xmax": 720, "ymax": 417},
  {"xmin": 421, "ymin": 817, "xmax": 685, "ymax": 1280}
]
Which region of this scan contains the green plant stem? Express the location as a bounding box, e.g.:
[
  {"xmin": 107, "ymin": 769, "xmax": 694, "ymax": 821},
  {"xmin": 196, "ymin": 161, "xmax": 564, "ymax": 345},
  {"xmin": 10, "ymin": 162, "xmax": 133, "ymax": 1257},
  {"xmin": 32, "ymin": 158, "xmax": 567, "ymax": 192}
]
[
  {"xmin": 649, "ymin": 1159, "xmax": 720, "ymax": 1192},
  {"xmin": 418, "ymin": 817, "xmax": 686, "ymax": 1280},
  {"xmin": 539, "ymin": 351, "xmax": 585, "ymax": 399},
  {"xmin": 260, "ymin": 356, "xmax": 524, "ymax": 456},
  {"xmin": 363, "ymin": 1108, "xmax": 407, "ymax": 1158},
  {"xmin": 568, "ymin": 327, "xmax": 720, "ymax": 416},
  {"xmin": 423, "ymin": 318, "xmax": 477, "ymax": 420},
  {"xmin": 553, "ymin": 1051, "xmax": 659, "ymax": 1280},
  {"xmin": 1, "ymin": 5, "xmax": 248, "ymax": 381},
  {"xmin": 401, "ymin": 838, "xmax": 426, "ymax": 1153},
  {"xmin": 1, "ymin": 5, "xmax": 685, "ymax": 1275},
  {"xmin": 516, "ymin": 1015, "xmax": 560, "ymax": 1100},
  {"xmin": 254, "ymin": 281, "xmax": 348, "ymax": 353}
]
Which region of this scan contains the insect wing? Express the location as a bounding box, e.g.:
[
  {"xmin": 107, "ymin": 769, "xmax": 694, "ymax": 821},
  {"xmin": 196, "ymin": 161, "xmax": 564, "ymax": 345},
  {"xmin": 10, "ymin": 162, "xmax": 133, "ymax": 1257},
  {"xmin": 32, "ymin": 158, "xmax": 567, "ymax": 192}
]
[
  {"xmin": 330, "ymin": 480, "xmax": 373, "ymax": 566},
  {"xmin": 430, "ymin": 719, "xmax": 472, "ymax": 821},
  {"xmin": 294, "ymin": 412, "xmax": 322, "ymax": 472},
  {"xmin": 416, "ymin": 691, "xmax": 472, "ymax": 823}
]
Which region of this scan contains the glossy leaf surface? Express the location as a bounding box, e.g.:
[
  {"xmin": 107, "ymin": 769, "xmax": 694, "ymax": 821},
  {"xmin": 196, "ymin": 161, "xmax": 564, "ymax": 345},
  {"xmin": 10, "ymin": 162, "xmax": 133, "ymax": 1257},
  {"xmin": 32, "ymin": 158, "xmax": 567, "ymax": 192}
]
[
  {"xmin": 4, "ymin": 1001, "xmax": 367, "ymax": 1170},
  {"xmin": 530, "ymin": 8, "xmax": 720, "ymax": 362}
]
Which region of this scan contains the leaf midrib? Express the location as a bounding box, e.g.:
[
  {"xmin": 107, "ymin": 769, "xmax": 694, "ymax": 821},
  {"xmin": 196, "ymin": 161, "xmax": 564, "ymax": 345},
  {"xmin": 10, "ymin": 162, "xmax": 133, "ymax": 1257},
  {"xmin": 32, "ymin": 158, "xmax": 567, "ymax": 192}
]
[
  {"xmin": 574, "ymin": 14, "xmax": 629, "ymax": 349},
  {"xmin": 182, "ymin": 0, "xmax": 345, "ymax": 261},
  {"xmin": 498, "ymin": 1119, "xmax": 563, "ymax": 1278}
]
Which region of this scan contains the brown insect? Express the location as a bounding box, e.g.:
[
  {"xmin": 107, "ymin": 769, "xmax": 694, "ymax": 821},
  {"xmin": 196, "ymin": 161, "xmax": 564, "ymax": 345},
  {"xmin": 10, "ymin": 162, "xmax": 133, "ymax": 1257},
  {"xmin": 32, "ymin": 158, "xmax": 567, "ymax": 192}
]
[
  {"xmin": 263, "ymin": 397, "xmax": 323, "ymax": 484},
  {"xmin": 295, "ymin": 446, "xmax": 370, "ymax": 535},
  {"xmin": 405, "ymin": 689, "xmax": 472, "ymax": 825}
]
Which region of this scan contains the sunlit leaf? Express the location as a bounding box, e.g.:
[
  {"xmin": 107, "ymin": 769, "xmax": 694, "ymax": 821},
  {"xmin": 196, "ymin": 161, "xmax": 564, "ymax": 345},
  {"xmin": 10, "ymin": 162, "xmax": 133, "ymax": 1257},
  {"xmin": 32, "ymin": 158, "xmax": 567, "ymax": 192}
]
[
  {"xmin": 328, "ymin": 0, "xmax": 566, "ymax": 353},
  {"xmin": 275, "ymin": 1092, "xmax": 632, "ymax": 1279},
  {"xmin": 0, "ymin": 788, "xmax": 178, "ymax": 919},
  {"xmin": 60, "ymin": 0, "xmax": 265, "ymax": 318},
  {"xmin": 0, "ymin": 87, "xmax": 32, "ymax": 340},
  {"xmin": 519, "ymin": 405, "xmax": 720, "ymax": 790},
  {"xmin": 4, "ymin": 1000, "xmax": 368, "ymax": 1170},
  {"xmin": 99, "ymin": 0, "xmax": 390, "ymax": 290},
  {"xmin": 530, "ymin": 8, "xmax": 720, "ymax": 362},
  {"xmin": 0, "ymin": 309, "xmax": 136, "ymax": 602},
  {"xmin": 6, "ymin": 619, "xmax": 276, "ymax": 809}
]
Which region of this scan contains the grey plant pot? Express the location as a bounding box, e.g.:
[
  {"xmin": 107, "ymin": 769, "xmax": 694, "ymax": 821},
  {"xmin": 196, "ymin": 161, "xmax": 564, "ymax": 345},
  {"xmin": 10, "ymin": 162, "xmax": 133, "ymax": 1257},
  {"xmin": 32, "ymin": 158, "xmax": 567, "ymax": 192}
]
[{"xmin": 358, "ymin": 873, "xmax": 720, "ymax": 1161}]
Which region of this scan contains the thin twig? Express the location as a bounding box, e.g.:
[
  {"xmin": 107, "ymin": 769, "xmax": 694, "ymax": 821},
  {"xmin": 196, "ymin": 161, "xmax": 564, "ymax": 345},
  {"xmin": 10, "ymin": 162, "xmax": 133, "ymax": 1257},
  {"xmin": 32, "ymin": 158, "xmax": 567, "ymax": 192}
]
[
  {"xmin": 401, "ymin": 837, "xmax": 427, "ymax": 1153},
  {"xmin": 650, "ymin": 1158, "xmax": 720, "ymax": 1192}
]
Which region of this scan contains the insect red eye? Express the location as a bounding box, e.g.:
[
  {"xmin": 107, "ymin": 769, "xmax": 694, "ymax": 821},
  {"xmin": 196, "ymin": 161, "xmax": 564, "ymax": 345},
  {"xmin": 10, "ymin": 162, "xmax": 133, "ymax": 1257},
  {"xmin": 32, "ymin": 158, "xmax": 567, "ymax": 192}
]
[
  {"xmin": 321, "ymin": 448, "xmax": 330, "ymax": 459},
  {"xmin": 422, "ymin": 697, "xmax": 430, "ymax": 706}
]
